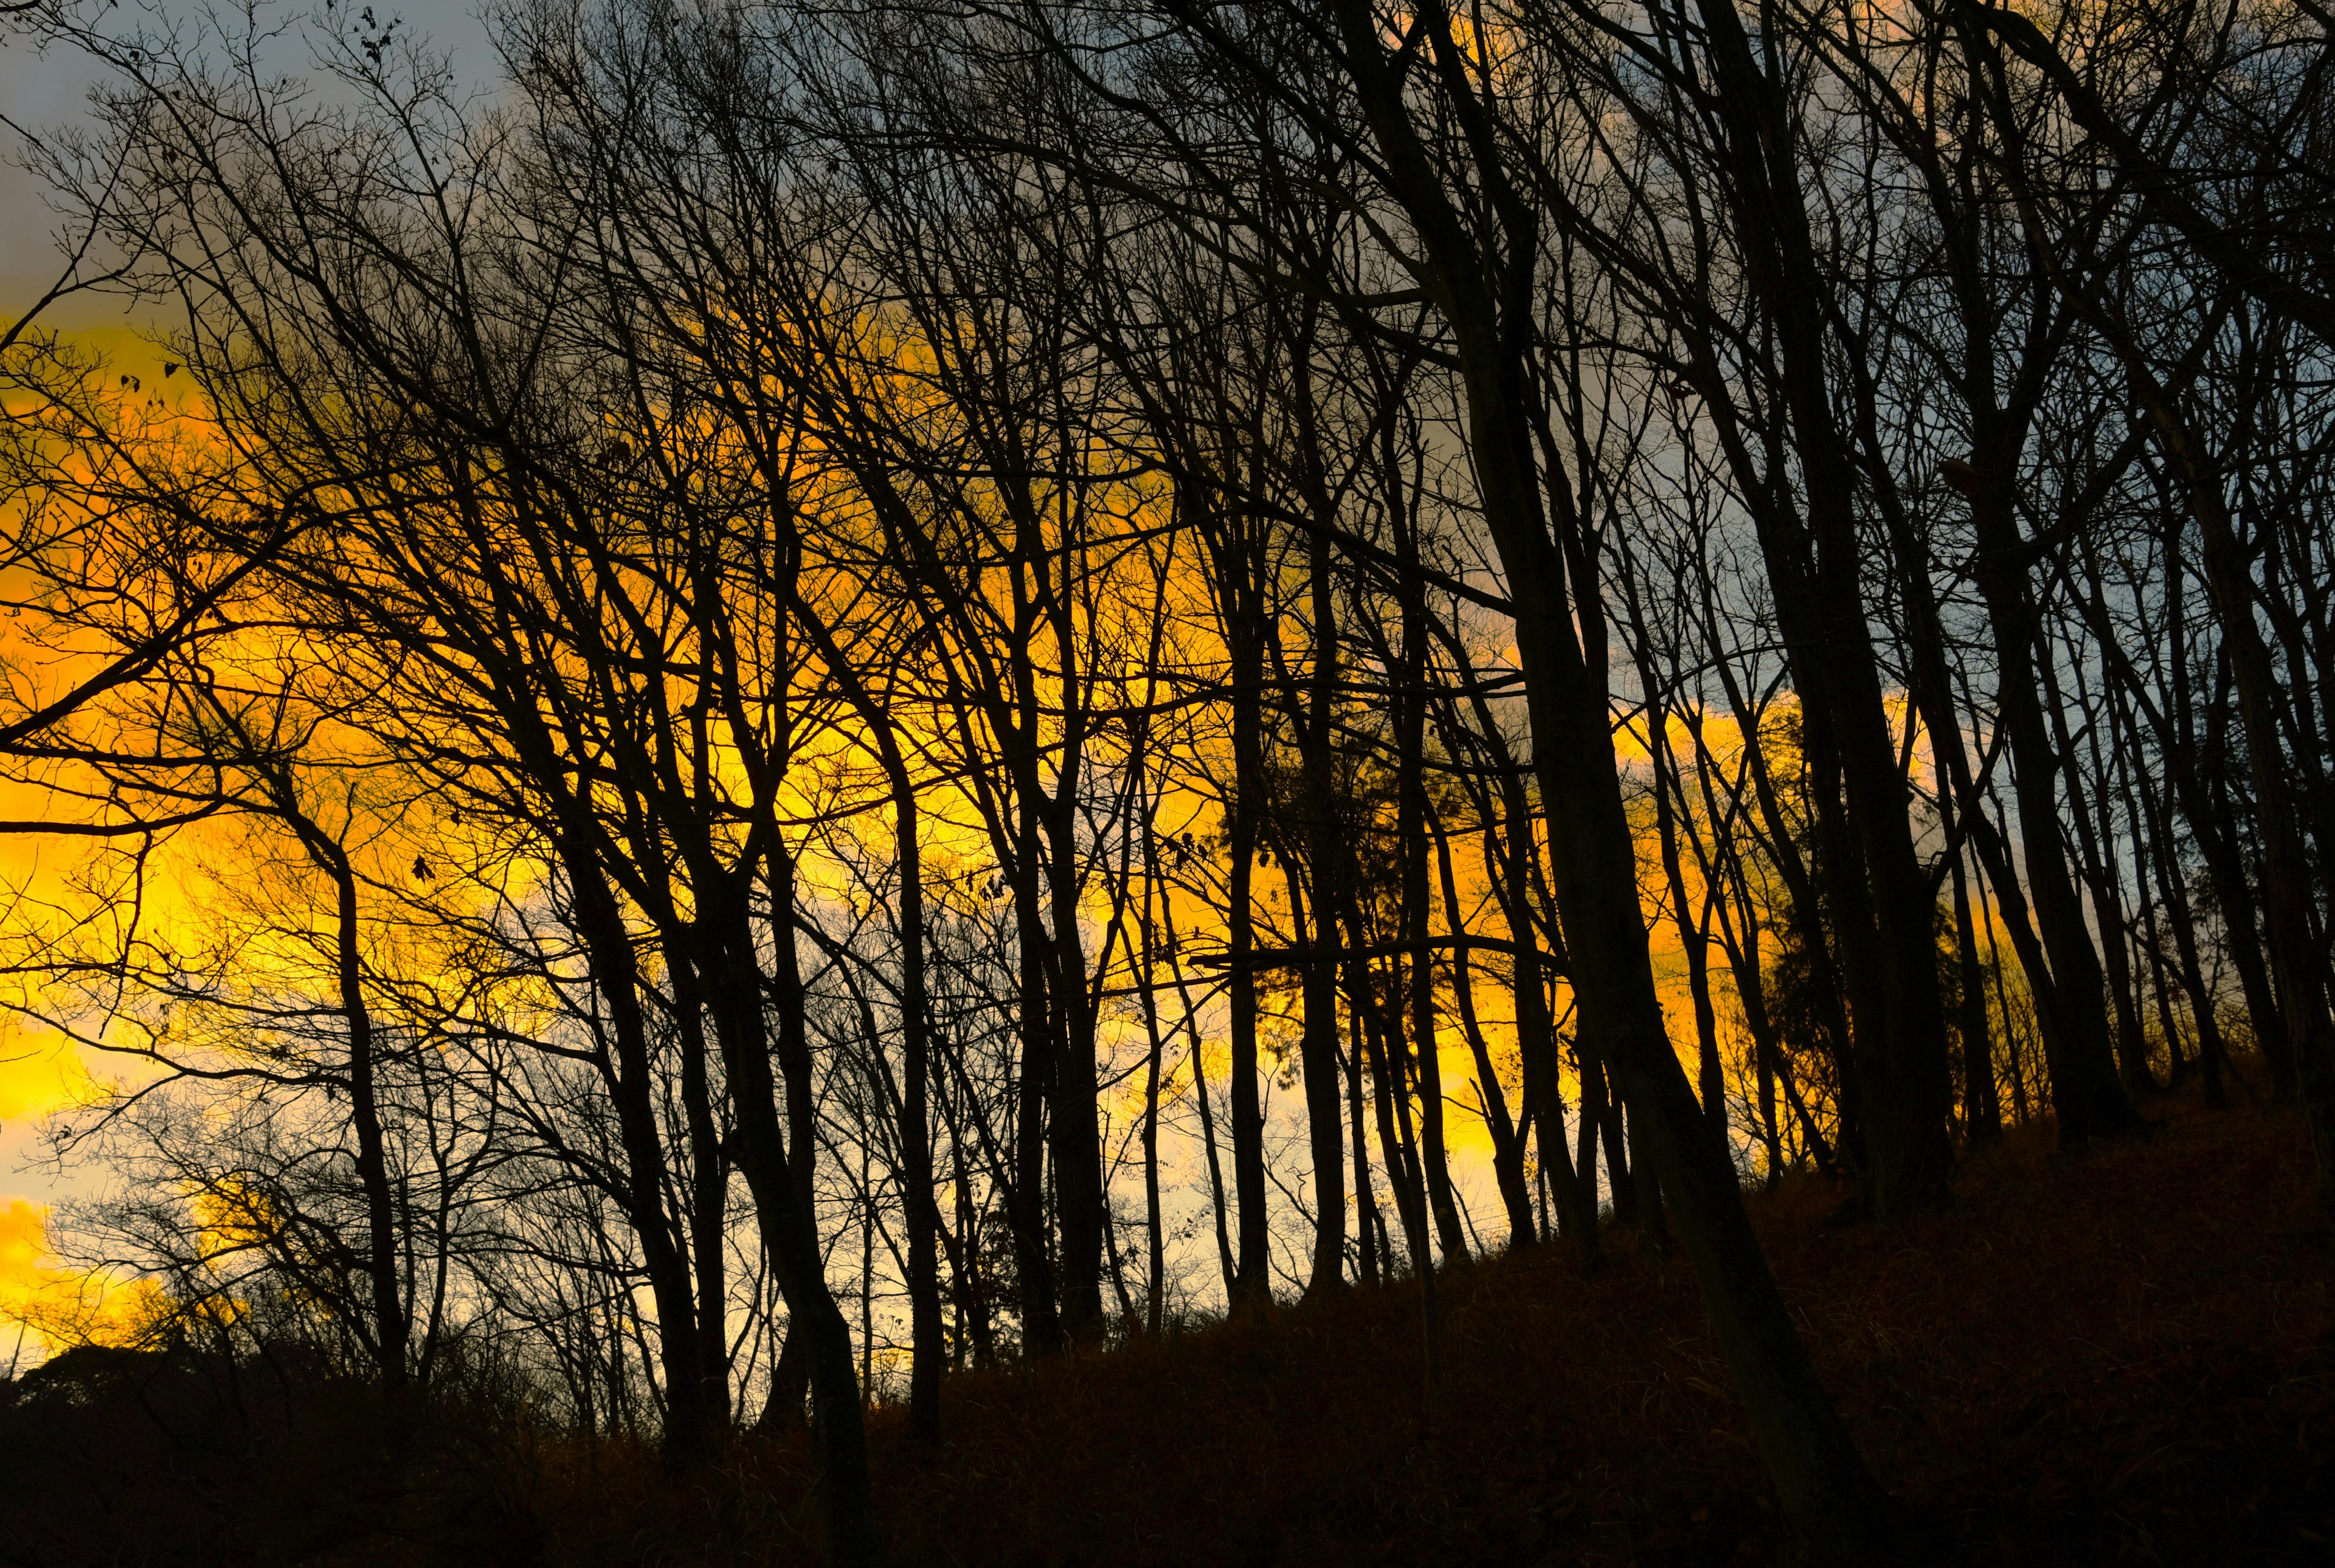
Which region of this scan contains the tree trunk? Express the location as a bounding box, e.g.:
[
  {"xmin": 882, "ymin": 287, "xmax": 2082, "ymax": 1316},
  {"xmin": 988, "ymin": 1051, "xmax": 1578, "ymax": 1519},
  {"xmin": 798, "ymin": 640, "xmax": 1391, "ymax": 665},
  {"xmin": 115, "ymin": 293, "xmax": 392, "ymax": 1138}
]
[
  {"xmin": 711, "ymin": 863, "xmax": 877, "ymax": 1566},
  {"xmin": 1692, "ymin": 0, "xmax": 1957, "ymax": 1215},
  {"xmin": 1225, "ymin": 547, "xmax": 1271, "ymax": 1304},
  {"xmin": 668, "ymin": 956, "xmax": 732, "ymax": 1428},
  {"xmin": 2137, "ymin": 373, "xmax": 2335, "ymax": 1203},
  {"xmin": 1436, "ymin": 818, "xmax": 1535, "ymax": 1245},
  {"xmin": 1293, "ymin": 508, "xmax": 1351, "ymax": 1296},
  {"xmin": 1347, "ymin": 1006, "xmax": 1382, "ymax": 1289}
]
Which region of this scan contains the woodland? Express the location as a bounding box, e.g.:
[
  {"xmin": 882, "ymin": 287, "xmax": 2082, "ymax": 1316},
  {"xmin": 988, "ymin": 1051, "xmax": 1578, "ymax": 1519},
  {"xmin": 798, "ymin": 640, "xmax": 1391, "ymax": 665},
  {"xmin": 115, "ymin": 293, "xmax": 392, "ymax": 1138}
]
[{"xmin": 0, "ymin": 0, "xmax": 2329, "ymax": 1562}]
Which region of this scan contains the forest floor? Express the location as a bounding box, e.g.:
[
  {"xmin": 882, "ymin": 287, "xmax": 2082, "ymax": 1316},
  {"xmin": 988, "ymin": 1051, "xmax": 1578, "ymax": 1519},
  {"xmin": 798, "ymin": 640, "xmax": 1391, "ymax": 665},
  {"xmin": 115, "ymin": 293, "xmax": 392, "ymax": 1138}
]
[
  {"xmin": 5, "ymin": 1082, "xmax": 2331, "ymax": 1567},
  {"xmin": 593, "ymin": 1085, "xmax": 2335, "ymax": 1568}
]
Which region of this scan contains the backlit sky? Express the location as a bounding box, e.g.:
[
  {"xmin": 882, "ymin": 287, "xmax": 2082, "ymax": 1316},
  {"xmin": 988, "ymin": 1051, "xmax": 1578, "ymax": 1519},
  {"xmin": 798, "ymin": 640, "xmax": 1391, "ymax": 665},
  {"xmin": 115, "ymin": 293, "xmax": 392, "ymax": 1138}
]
[
  {"xmin": 1, "ymin": 0, "xmax": 500, "ymax": 1351},
  {"xmin": 0, "ymin": 1, "xmax": 1793, "ymax": 1354},
  {"xmin": 0, "ymin": 0, "xmax": 499, "ymax": 314}
]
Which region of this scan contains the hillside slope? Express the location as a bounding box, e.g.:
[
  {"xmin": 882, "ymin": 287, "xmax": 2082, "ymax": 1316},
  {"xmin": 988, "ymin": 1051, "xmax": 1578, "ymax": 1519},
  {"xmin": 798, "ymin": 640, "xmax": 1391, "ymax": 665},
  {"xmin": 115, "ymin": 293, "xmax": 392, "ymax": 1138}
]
[
  {"xmin": 551, "ymin": 1091, "xmax": 2335, "ymax": 1567},
  {"xmin": 5, "ymin": 1089, "xmax": 2330, "ymax": 1566}
]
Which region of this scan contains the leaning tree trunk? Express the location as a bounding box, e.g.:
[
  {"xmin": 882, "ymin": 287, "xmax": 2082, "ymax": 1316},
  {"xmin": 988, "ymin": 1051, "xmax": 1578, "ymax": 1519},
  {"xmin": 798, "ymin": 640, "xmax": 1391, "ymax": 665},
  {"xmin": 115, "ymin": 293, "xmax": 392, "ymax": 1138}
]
[{"xmin": 1320, "ymin": 2, "xmax": 1903, "ymax": 1551}]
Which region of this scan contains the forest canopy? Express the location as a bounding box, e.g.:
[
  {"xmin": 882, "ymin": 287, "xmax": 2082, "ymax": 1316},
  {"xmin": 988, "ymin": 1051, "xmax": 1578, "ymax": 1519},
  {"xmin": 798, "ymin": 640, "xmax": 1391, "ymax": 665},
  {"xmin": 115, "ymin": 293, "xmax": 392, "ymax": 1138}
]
[{"xmin": 1, "ymin": 0, "xmax": 2330, "ymax": 1559}]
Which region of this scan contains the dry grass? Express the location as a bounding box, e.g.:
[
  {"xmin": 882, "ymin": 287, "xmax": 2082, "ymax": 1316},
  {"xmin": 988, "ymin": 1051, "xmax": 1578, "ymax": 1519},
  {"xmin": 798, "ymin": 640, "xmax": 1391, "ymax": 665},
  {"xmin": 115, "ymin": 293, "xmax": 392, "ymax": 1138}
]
[
  {"xmin": 7, "ymin": 1086, "xmax": 2329, "ymax": 1566},
  {"xmin": 574, "ymin": 1089, "xmax": 2335, "ymax": 1567}
]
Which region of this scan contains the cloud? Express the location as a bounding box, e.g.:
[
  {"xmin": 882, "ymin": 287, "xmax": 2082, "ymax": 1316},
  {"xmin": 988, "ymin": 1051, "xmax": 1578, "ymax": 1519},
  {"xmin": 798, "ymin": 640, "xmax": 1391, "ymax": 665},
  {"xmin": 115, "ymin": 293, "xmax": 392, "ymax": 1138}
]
[
  {"xmin": 0, "ymin": 1032, "xmax": 90, "ymax": 1125},
  {"xmin": 0, "ymin": 1198, "xmax": 162, "ymax": 1361}
]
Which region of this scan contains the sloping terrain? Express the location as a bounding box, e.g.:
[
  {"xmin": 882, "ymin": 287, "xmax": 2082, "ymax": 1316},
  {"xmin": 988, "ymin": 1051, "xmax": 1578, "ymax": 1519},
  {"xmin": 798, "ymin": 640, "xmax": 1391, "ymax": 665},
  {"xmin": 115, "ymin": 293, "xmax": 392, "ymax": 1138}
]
[
  {"xmin": 550, "ymin": 1088, "xmax": 2335, "ymax": 1567},
  {"xmin": 5, "ymin": 1087, "xmax": 2331, "ymax": 1566}
]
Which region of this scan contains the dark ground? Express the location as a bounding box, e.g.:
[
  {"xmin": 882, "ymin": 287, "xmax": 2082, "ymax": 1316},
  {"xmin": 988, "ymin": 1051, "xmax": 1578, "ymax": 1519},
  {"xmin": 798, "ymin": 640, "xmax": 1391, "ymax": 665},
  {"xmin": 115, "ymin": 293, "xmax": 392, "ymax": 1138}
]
[{"xmin": 5, "ymin": 1083, "xmax": 2330, "ymax": 1566}]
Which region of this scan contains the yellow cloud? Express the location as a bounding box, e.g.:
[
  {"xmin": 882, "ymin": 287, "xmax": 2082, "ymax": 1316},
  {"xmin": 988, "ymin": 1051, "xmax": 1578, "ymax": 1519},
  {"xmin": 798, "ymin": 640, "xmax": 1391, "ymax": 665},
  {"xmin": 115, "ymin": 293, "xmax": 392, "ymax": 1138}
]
[
  {"xmin": 0, "ymin": 1032, "xmax": 91, "ymax": 1124},
  {"xmin": 0, "ymin": 1198, "xmax": 164, "ymax": 1358},
  {"xmin": 0, "ymin": 1200, "xmax": 46, "ymax": 1287}
]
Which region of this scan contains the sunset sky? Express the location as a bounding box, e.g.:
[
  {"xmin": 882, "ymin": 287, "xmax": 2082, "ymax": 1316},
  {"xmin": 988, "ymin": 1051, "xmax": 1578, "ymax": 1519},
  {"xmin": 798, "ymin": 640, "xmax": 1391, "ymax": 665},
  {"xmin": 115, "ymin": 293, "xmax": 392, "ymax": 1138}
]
[
  {"xmin": 1, "ymin": 0, "xmax": 497, "ymax": 311},
  {"xmin": 0, "ymin": 0, "xmax": 1945, "ymax": 1361},
  {"xmin": 0, "ymin": 2, "xmax": 2297, "ymax": 1559},
  {"xmin": 0, "ymin": 0, "xmax": 507, "ymax": 1353}
]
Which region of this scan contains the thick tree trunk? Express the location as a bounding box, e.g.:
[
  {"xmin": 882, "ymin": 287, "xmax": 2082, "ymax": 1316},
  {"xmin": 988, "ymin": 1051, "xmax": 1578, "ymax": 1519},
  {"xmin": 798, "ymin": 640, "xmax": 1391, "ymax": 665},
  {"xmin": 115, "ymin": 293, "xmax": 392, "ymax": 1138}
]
[
  {"xmin": 711, "ymin": 864, "xmax": 877, "ymax": 1566},
  {"xmin": 668, "ymin": 956, "xmax": 732, "ymax": 1428},
  {"xmin": 1137, "ymin": 892, "xmax": 1171, "ymax": 1332},
  {"xmin": 1225, "ymin": 555, "xmax": 1271, "ymax": 1304},
  {"xmin": 1044, "ymin": 810, "xmax": 1105, "ymax": 1343},
  {"xmin": 892, "ymin": 789, "xmax": 941, "ymax": 1439},
  {"xmin": 1706, "ymin": 652, "xmax": 1867, "ymax": 1170},
  {"xmin": 1431, "ymin": 614, "xmax": 1597, "ymax": 1263},
  {"xmin": 1009, "ymin": 802, "xmax": 1065, "ymax": 1353},
  {"xmin": 535, "ymin": 800, "xmax": 713, "ymax": 1468},
  {"xmin": 1947, "ymin": 845, "xmax": 2004, "ymax": 1145},
  {"xmin": 1186, "ymin": 976, "xmax": 1240, "ymax": 1300},
  {"xmin": 1582, "ymin": 1048, "xmax": 1633, "ymax": 1227},
  {"xmin": 1287, "ymin": 858, "xmax": 1349, "ymax": 1294},
  {"xmin": 1689, "ymin": 0, "xmax": 1957, "ymax": 1216},
  {"xmin": 1993, "ymin": 607, "xmax": 2145, "ymax": 1128},
  {"xmin": 1319, "ymin": 2, "xmax": 1901, "ymax": 1543},
  {"xmin": 756, "ymin": 1319, "xmax": 810, "ymax": 1436}
]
